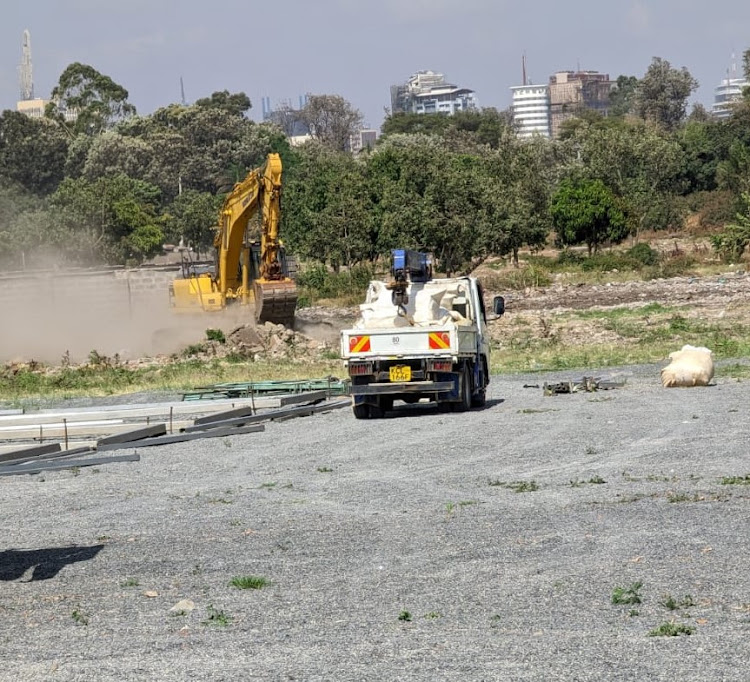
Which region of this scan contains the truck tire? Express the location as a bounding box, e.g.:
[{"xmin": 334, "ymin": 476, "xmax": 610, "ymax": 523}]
[
  {"xmin": 454, "ymin": 364, "xmax": 472, "ymax": 412},
  {"xmin": 352, "ymin": 403, "xmax": 370, "ymax": 419},
  {"xmin": 471, "ymin": 387, "xmax": 487, "ymax": 408},
  {"xmin": 471, "ymin": 359, "xmax": 488, "ymax": 407}
]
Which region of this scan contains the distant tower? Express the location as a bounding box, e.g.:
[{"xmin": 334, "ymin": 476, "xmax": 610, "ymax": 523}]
[{"xmin": 19, "ymin": 29, "xmax": 34, "ymax": 101}]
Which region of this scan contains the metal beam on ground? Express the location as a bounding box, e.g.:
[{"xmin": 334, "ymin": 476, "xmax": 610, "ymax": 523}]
[
  {"xmin": 5, "ymin": 447, "xmax": 96, "ymax": 467},
  {"xmin": 0, "ymin": 454, "xmax": 140, "ymax": 477},
  {"xmin": 193, "ymin": 390, "xmax": 328, "ymax": 426},
  {"xmin": 0, "ymin": 443, "xmax": 61, "ymax": 464},
  {"xmin": 0, "ymin": 397, "xmax": 287, "ymax": 426},
  {"xmin": 184, "ymin": 399, "xmax": 350, "ymax": 432},
  {"xmin": 97, "ymin": 424, "xmax": 266, "ymax": 451},
  {"xmin": 96, "ymin": 423, "xmax": 167, "ymax": 447}
]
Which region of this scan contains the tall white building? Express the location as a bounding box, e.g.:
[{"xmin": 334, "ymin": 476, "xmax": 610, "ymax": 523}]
[
  {"xmin": 511, "ymin": 84, "xmax": 550, "ymax": 138},
  {"xmin": 712, "ymin": 77, "xmax": 749, "ymax": 119}
]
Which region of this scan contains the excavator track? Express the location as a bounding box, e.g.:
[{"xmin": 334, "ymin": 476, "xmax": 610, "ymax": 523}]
[{"xmin": 254, "ymin": 279, "xmax": 298, "ymax": 327}]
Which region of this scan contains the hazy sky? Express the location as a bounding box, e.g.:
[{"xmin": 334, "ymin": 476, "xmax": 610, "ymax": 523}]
[{"xmin": 2, "ymin": 1, "xmax": 750, "ymax": 129}]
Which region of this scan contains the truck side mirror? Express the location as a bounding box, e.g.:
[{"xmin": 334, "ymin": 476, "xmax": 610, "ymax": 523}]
[{"xmin": 493, "ymin": 296, "xmax": 505, "ymax": 317}]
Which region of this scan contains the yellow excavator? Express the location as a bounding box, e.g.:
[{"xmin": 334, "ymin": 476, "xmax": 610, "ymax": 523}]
[{"xmin": 169, "ymin": 153, "xmax": 298, "ymax": 327}]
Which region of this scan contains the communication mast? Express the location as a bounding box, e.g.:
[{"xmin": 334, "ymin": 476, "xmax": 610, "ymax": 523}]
[{"xmin": 19, "ymin": 29, "xmax": 34, "ymax": 100}]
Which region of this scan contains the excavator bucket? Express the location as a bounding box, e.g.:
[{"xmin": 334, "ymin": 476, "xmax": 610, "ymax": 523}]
[{"xmin": 254, "ymin": 279, "xmax": 298, "ymax": 327}]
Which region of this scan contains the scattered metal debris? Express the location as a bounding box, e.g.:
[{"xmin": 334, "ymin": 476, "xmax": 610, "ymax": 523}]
[
  {"xmin": 543, "ymin": 376, "xmax": 626, "ymax": 396},
  {"xmin": 182, "ymin": 377, "xmax": 350, "ymax": 401}
]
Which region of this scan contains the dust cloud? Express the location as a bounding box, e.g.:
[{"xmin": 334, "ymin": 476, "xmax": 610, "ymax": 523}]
[{"xmin": 0, "ymin": 272, "xmax": 257, "ymax": 365}]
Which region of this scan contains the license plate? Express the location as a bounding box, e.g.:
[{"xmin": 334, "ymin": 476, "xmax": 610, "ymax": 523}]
[{"xmin": 389, "ymin": 365, "xmax": 411, "ymax": 382}]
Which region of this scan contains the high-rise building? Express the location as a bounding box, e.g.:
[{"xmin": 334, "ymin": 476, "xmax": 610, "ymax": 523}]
[
  {"xmin": 16, "ymin": 29, "xmax": 50, "ymax": 119},
  {"xmin": 510, "ymin": 84, "xmax": 551, "ymax": 138},
  {"xmin": 390, "ymin": 70, "xmax": 478, "ymax": 116},
  {"xmin": 712, "ymin": 77, "xmax": 749, "ymax": 119},
  {"xmin": 548, "ymin": 71, "xmax": 613, "ymax": 138}
]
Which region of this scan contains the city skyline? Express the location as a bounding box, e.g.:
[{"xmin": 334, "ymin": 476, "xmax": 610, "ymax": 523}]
[{"xmin": 3, "ymin": 1, "xmax": 750, "ymax": 129}]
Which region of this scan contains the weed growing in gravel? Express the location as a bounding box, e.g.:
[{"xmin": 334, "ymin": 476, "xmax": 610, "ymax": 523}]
[
  {"xmin": 648, "ymin": 621, "xmax": 695, "ymax": 637},
  {"xmin": 398, "ymin": 611, "xmax": 412, "ymax": 622},
  {"xmin": 628, "ymin": 609, "xmax": 640, "ymax": 618},
  {"xmin": 120, "ymin": 578, "xmax": 139, "ymax": 588},
  {"xmin": 71, "ymin": 608, "xmax": 89, "ymax": 626},
  {"xmin": 259, "ymin": 482, "xmax": 277, "ymax": 489},
  {"xmin": 612, "ymin": 582, "xmax": 643, "ymax": 605},
  {"xmin": 458, "ymin": 500, "xmax": 478, "ymax": 507},
  {"xmin": 490, "ymin": 480, "xmax": 539, "ymax": 493},
  {"xmin": 230, "ymin": 575, "xmax": 269, "ymax": 590},
  {"xmin": 202, "ymin": 605, "xmax": 231, "ymax": 627},
  {"xmin": 317, "ymin": 466, "xmax": 333, "ymax": 473},
  {"xmin": 570, "ymin": 476, "xmax": 607, "ymax": 487},
  {"xmin": 667, "ymin": 491, "xmax": 694, "ymax": 503},
  {"xmin": 424, "ymin": 611, "xmax": 442, "ymax": 619},
  {"xmin": 97, "ymin": 535, "xmax": 110, "ymax": 542},
  {"xmin": 721, "ymin": 474, "xmax": 750, "ymax": 485},
  {"xmin": 660, "ymin": 594, "xmax": 695, "ymax": 610}
]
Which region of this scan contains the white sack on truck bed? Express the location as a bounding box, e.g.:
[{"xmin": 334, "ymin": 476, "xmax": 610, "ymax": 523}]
[
  {"xmin": 661, "ymin": 345, "xmax": 714, "ymax": 387},
  {"xmin": 356, "ymin": 281, "xmax": 467, "ymax": 329}
]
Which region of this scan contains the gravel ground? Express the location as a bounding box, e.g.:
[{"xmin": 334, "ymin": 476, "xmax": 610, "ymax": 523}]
[{"xmin": 2, "ymin": 366, "xmax": 750, "ymax": 681}]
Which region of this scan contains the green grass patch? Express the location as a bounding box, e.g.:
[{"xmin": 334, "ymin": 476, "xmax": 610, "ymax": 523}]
[
  {"xmin": 230, "ymin": 575, "xmax": 269, "ymax": 590},
  {"xmin": 721, "ymin": 475, "xmax": 750, "ymax": 485},
  {"xmin": 612, "ymin": 582, "xmax": 643, "ymax": 605},
  {"xmin": 648, "ymin": 621, "xmax": 695, "ymax": 637}
]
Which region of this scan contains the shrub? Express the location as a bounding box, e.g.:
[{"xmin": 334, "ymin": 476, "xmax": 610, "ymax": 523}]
[{"xmin": 626, "ymin": 243, "xmax": 659, "ymax": 266}]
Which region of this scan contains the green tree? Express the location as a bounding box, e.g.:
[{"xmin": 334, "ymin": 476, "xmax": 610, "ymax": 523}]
[
  {"xmin": 0, "ymin": 111, "xmax": 68, "ymax": 194},
  {"xmin": 46, "ymin": 62, "xmax": 136, "ymax": 135},
  {"xmin": 562, "ymin": 117, "xmax": 686, "ymax": 235},
  {"xmin": 609, "ymin": 75, "xmax": 639, "ymax": 117},
  {"xmin": 284, "ymin": 143, "xmax": 374, "ymax": 268},
  {"xmin": 195, "ymin": 90, "xmax": 252, "ymax": 117},
  {"xmin": 634, "ymin": 57, "xmax": 698, "ymax": 131},
  {"xmin": 381, "ymin": 113, "xmax": 452, "ymax": 137},
  {"xmin": 165, "ymin": 189, "xmax": 222, "ymax": 255},
  {"xmin": 550, "ymin": 177, "xmax": 627, "ymax": 254},
  {"xmin": 51, "ymin": 174, "xmax": 164, "ymax": 263}
]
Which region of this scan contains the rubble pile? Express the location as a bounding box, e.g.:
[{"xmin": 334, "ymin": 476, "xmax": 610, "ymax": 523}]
[{"xmin": 182, "ymin": 322, "xmax": 333, "ymax": 363}]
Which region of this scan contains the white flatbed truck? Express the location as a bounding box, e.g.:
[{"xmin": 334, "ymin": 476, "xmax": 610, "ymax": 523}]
[{"xmin": 340, "ymin": 251, "xmax": 504, "ymax": 419}]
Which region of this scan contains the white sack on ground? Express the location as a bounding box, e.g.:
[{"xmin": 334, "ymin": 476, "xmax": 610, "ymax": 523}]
[{"xmin": 661, "ymin": 345, "xmax": 714, "ymax": 387}]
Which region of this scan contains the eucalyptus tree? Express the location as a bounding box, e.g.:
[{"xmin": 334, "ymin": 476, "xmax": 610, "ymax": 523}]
[
  {"xmin": 46, "ymin": 62, "xmax": 136, "ymax": 135},
  {"xmin": 634, "ymin": 57, "xmax": 698, "ymax": 132}
]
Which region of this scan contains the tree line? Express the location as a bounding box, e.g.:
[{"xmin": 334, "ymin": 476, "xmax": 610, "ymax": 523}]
[{"xmin": 1, "ymin": 54, "xmax": 750, "ymax": 271}]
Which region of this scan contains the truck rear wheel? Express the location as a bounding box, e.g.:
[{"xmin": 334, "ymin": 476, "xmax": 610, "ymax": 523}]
[
  {"xmin": 454, "ymin": 365, "xmax": 472, "ymax": 413},
  {"xmin": 352, "ymin": 403, "xmax": 370, "ymax": 419}
]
